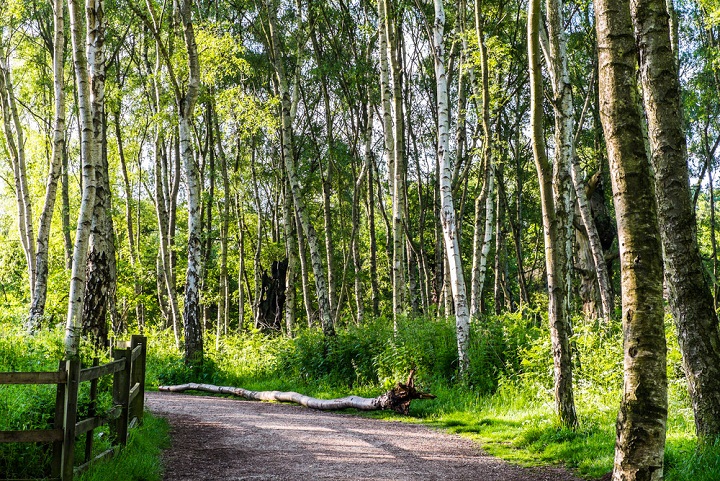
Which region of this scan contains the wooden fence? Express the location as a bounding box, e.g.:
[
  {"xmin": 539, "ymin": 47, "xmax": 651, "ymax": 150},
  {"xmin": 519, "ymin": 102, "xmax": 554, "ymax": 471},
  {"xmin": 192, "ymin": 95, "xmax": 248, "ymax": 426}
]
[{"xmin": 0, "ymin": 335, "xmax": 147, "ymax": 481}]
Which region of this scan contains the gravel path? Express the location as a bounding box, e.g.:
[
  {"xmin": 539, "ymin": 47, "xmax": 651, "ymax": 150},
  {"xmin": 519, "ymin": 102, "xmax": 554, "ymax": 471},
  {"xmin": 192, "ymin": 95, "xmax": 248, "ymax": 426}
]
[{"xmin": 146, "ymin": 391, "xmax": 585, "ymax": 481}]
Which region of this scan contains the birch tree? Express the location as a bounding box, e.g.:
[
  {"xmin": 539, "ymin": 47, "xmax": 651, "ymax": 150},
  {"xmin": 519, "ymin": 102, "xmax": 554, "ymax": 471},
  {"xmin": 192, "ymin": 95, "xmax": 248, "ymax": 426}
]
[
  {"xmin": 594, "ymin": 0, "xmax": 668, "ymax": 475},
  {"xmin": 81, "ymin": 0, "xmax": 117, "ymax": 349},
  {"xmin": 177, "ymin": 0, "xmax": 204, "ymax": 366},
  {"xmin": 27, "ymin": 0, "xmax": 67, "ymax": 332},
  {"xmin": 630, "ymin": 0, "xmax": 720, "ymax": 440},
  {"xmin": 433, "ymin": 0, "xmax": 471, "ymax": 374},
  {"xmin": 0, "ymin": 43, "xmax": 36, "ymax": 304},
  {"xmin": 64, "ymin": 0, "xmax": 99, "ymax": 357},
  {"xmin": 378, "ymin": 0, "xmax": 406, "ymax": 325},
  {"xmin": 469, "ymin": 12, "xmax": 495, "ymax": 317},
  {"xmin": 528, "ymin": 0, "xmax": 578, "ymax": 428},
  {"xmin": 266, "ymin": 0, "xmax": 334, "ymax": 337}
]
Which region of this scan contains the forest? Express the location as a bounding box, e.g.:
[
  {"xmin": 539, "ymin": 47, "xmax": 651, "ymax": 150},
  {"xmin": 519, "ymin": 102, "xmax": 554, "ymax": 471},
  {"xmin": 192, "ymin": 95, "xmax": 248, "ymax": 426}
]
[{"xmin": 1, "ymin": 0, "xmax": 720, "ymax": 479}]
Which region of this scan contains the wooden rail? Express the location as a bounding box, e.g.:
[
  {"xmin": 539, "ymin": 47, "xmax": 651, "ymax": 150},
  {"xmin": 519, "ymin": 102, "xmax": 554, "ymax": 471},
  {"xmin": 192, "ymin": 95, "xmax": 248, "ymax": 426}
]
[{"xmin": 0, "ymin": 335, "xmax": 147, "ymax": 481}]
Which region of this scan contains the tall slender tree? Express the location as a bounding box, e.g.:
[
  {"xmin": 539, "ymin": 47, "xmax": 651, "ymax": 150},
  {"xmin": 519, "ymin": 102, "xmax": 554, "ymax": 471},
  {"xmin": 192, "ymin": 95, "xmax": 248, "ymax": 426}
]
[
  {"xmin": 64, "ymin": 0, "xmax": 99, "ymax": 357},
  {"xmin": 82, "ymin": 0, "xmax": 116, "ymax": 349},
  {"xmin": 266, "ymin": 0, "xmax": 334, "ymax": 337},
  {"xmin": 594, "ymin": 0, "xmax": 668, "ymax": 476},
  {"xmin": 528, "ymin": 0, "xmax": 578, "ymax": 428},
  {"xmin": 27, "ymin": 0, "xmax": 67, "ymax": 331},
  {"xmin": 177, "ymin": 0, "xmax": 204, "ymax": 366},
  {"xmin": 433, "ymin": 0, "xmax": 471, "ymax": 374},
  {"xmin": 630, "ymin": 0, "xmax": 720, "ymax": 440},
  {"xmin": 0, "ymin": 44, "xmax": 36, "ymax": 304}
]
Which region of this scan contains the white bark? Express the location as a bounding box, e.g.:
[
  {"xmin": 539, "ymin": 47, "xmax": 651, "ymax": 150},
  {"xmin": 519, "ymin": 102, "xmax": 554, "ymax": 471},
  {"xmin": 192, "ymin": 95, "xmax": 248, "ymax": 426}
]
[
  {"xmin": 0, "ymin": 46, "xmax": 36, "ymax": 303},
  {"xmin": 159, "ymin": 373, "xmax": 435, "ymax": 413},
  {"xmin": 529, "ymin": 0, "xmax": 578, "ymax": 428},
  {"xmin": 388, "ymin": 26, "xmax": 406, "ymax": 326},
  {"xmin": 82, "ymin": 0, "xmax": 117, "ymax": 348},
  {"xmin": 378, "ymin": 0, "xmax": 405, "ymax": 326},
  {"xmin": 177, "ymin": 0, "xmax": 203, "ymax": 365},
  {"xmin": 154, "ymin": 135, "xmax": 182, "ymax": 348},
  {"xmin": 266, "ymin": 0, "xmax": 333, "ymax": 336},
  {"xmin": 470, "ymin": 167, "xmax": 494, "ymax": 317},
  {"xmin": 283, "ymin": 179, "xmax": 297, "ymax": 336},
  {"xmin": 28, "ymin": 0, "xmax": 66, "ymax": 331},
  {"xmin": 64, "ymin": 0, "xmax": 99, "ymax": 357},
  {"xmin": 468, "ymin": 13, "xmax": 496, "ymax": 318},
  {"xmin": 433, "ymin": 0, "xmax": 471, "ymax": 374}
]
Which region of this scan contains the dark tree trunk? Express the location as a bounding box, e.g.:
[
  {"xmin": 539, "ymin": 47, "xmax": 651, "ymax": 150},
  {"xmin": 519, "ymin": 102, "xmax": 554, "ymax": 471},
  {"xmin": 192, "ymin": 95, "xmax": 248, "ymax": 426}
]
[
  {"xmin": 630, "ymin": 0, "xmax": 720, "ymax": 440},
  {"xmin": 256, "ymin": 259, "xmax": 289, "ymax": 333}
]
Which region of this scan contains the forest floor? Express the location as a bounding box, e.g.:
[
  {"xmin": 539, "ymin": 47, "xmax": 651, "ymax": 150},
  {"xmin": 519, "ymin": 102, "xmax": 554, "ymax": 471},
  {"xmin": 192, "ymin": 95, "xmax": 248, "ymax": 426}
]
[{"xmin": 146, "ymin": 391, "xmax": 587, "ymax": 481}]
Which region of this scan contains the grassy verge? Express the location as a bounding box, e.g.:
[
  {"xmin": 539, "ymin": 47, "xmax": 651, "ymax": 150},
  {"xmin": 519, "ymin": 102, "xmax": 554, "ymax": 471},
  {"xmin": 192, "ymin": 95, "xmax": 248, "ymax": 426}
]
[
  {"xmin": 76, "ymin": 413, "xmax": 169, "ymax": 481},
  {"xmin": 0, "ymin": 321, "xmax": 169, "ymax": 480}
]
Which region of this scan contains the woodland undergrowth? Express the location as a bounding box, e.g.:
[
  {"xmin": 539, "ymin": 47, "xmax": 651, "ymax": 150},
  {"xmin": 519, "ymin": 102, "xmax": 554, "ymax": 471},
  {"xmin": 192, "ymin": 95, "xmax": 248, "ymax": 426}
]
[{"xmin": 1, "ymin": 310, "xmax": 719, "ymax": 480}]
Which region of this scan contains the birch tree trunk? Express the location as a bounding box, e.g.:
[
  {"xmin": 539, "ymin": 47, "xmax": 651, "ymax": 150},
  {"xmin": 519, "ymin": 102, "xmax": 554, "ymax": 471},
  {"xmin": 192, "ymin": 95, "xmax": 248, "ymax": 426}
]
[
  {"xmin": 0, "ymin": 46, "xmax": 36, "ymax": 304},
  {"xmin": 114, "ymin": 107, "xmax": 143, "ymax": 332},
  {"xmin": 266, "ymin": 0, "xmax": 334, "ymax": 337},
  {"xmin": 528, "ymin": 0, "xmax": 578, "ymax": 429},
  {"xmin": 177, "ymin": 0, "xmax": 204, "ymax": 366},
  {"xmin": 27, "ymin": 0, "xmax": 66, "ymax": 331},
  {"xmin": 353, "ymin": 103, "xmax": 373, "ymax": 323},
  {"xmin": 215, "ymin": 107, "xmax": 231, "ymax": 342},
  {"xmin": 433, "ymin": 0, "xmax": 471, "ymax": 374},
  {"xmin": 154, "ymin": 134, "xmax": 181, "ymax": 348},
  {"xmin": 251, "ymin": 152, "xmax": 263, "ymax": 328},
  {"xmin": 61, "ymin": 146, "xmax": 73, "ymax": 270},
  {"xmin": 367, "ymin": 150, "xmax": 380, "ymax": 318},
  {"xmin": 469, "ymin": 15, "xmax": 494, "ymax": 317},
  {"xmin": 64, "ymin": 0, "xmax": 99, "ymax": 357},
  {"xmin": 630, "ymin": 0, "xmax": 720, "ymax": 440},
  {"xmin": 308, "ymin": 13, "xmax": 338, "ymax": 318},
  {"xmin": 282, "ymin": 179, "xmax": 297, "ymax": 336},
  {"xmin": 295, "ymin": 208, "xmax": 314, "ymax": 327},
  {"xmin": 543, "ymin": 0, "xmax": 613, "ymax": 321},
  {"xmin": 137, "ymin": 2, "xmax": 183, "ymax": 347},
  {"xmin": 388, "ymin": 3, "xmax": 407, "ymax": 325},
  {"xmin": 377, "ymin": 0, "xmax": 403, "ymax": 325},
  {"xmin": 81, "ymin": 0, "xmax": 116, "ymax": 349},
  {"xmin": 594, "ymin": 0, "xmax": 668, "ymax": 476},
  {"xmin": 569, "ymin": 101, "xmax": 613, "ymax": 320},
  {"xmin": 544, "ymin": 0, "xmax": 576, "ymax": 325}
]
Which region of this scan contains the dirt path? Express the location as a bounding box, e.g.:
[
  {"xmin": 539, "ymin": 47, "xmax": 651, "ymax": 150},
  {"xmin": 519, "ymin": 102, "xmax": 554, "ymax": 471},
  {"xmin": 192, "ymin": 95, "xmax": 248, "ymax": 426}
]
[{"xmin": 146, "ymin": 391, "xmax": 585, "ymax": 481}]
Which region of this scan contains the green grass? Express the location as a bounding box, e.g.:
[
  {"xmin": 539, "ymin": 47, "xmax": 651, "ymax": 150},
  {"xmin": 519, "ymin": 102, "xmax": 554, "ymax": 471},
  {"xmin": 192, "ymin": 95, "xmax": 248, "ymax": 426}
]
[
  {"xmin": 0, "ymin": 321, "xmax": 168, "ymax": 480},
  {"xmin": 76, "ymin": 413, "xmax": 169, "ymax": 481}
]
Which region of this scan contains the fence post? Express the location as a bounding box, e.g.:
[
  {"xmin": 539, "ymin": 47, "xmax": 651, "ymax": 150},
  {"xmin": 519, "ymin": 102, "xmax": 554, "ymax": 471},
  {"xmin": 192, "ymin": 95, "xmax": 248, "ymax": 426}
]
[
  {"xmin": 51, "ymin": 360, "xmax": 67, "ymax": 479},
  {"xmin": 84, "ymin": 358, "xmax": 99, "ymax": 463},
  {"xmin": 61, "ymin": 358, "xmax": 80, "ymax": 481},
  {"xmin": 111, "ymin": 347, "xmax": 131, "ymax": 446},
  {"xmin": 130, "ymin": 335, "xmax": 147, "ymax": 424}
]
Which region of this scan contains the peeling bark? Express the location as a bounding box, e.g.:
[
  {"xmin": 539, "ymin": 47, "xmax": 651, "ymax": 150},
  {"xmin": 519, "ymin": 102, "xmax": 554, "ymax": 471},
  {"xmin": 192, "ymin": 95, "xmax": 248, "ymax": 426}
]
[
  {"xmin": 64, "ymin": 0, "xmax": 99, "ymax": 357},
  {"xmin": 27, "ymin": 0, "xmax": 66, "ymax": 331}
]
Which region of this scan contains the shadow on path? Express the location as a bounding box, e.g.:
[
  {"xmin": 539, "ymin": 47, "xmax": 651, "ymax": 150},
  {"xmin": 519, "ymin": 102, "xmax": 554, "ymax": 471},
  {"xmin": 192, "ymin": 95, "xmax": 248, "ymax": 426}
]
[{"xmin": 146, "ymin": 391, "xmax": 583, "ymax": 481}]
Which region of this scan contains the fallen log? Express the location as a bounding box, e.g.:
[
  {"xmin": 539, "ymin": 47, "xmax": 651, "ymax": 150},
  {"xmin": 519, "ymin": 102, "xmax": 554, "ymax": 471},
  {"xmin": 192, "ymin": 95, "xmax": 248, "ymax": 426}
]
[{"xmin": 158, "ymin": 370, "xmax": 435, "ymax": 414}]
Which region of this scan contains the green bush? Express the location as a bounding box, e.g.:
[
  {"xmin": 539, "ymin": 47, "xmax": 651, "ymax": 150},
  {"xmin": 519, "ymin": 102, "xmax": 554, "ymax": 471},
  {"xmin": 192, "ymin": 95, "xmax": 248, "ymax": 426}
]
[{"xmin": 276, "ymin": 318, "xmax": 392, "ymax": 386}]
